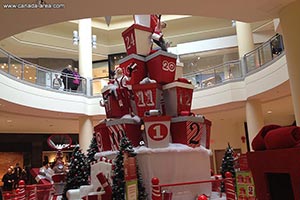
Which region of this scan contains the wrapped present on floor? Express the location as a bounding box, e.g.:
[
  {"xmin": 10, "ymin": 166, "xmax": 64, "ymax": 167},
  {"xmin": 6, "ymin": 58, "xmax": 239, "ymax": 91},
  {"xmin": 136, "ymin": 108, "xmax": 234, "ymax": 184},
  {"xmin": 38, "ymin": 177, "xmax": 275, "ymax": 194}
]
[
  {"xmin": 94, "ymin": 120, "xmax": 112, "ymax": 152},
  {"xmin": 163, "ymin": 80, "xmax": 194, "ymax": 117},
  {"xmin": 122, "ymin": 24, "xmax": 153, "ymax": 56},
  {"xmin": 171, "ymin": 116, "xmax": 212, "ymax": 148},
  {"xmin": 132, "ymin": 83, "xmax": 164, "ymax": 117},
  {"xmin": 144, "ymin": 115, "xmax": 171, "ymax": 148},
  {"xmin": 145, "ymin": 50, "xmax": 177, "ymax": 84},
  {"xmin": 100, "ymin": 85, "xmax": 131, "ymax": 118},
  {"xmin": 106, "ymin": 117, "xmax": 142, "ymax": 150},
  {"xmin": 118, "ymin": 54, "xmax": 147, "ymax": 85}
]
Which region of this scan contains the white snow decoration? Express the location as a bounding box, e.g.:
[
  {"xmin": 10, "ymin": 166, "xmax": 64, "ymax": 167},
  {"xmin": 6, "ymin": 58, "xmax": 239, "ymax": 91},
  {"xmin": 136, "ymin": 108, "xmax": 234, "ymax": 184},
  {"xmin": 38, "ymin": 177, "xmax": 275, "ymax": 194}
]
[
  {"xmin": 121, "ymin": 114, "xmax": 141, "ymax": 123},
  {"xmin": 139, "ymin": 77, "xmax": 156, "ymax": 84}
]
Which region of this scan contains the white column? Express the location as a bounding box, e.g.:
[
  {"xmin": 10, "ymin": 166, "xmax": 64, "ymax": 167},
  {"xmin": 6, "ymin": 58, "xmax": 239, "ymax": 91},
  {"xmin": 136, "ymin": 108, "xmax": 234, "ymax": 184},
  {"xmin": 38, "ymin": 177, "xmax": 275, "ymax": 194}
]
[
  {"xmin": 246, "ymin": 99, "xmax": 264, "ymax": 151},
  {"xmin": 279, "ymin": 1, "xmax": 300, "ymax": 125},
  {"xmin": 235, "ymin": 21, "xmax": 255, "ymax": 58},
  {"xmin": 78, "ymin": 18, "xmax": 93, "ymax": 78},
  {"xmin": 79, "ymin": 116, "xmax": 94, "ymax": 153}
]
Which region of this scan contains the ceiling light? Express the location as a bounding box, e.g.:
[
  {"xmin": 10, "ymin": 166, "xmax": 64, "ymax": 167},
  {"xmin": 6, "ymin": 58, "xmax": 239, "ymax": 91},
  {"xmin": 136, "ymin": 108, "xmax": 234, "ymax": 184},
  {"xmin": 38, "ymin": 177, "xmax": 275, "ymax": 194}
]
[
  {"xmin": 25, "ymin": 71, "xmax": 28, "ymax": 73},
  {"xmin": 14, "ymin": 66, "xmax": 17, "ymax": 69},
  {"xmin": 29, "ymin": 77, "xmax": 32, "ymax": 80},
  {"xmin": 1, "ymin": 66, "xmax": 4, "ymax": 69},
  {"xmin": 267, "ymin": 110, "xmax": 272, "ymax": 114},
  {"xmin": 7, "ymin": 120, "xmax": 12, "ymax": 123},
  {"xmin": 4, "ymin": 63, "xmax": 6, "ymax": 66}
]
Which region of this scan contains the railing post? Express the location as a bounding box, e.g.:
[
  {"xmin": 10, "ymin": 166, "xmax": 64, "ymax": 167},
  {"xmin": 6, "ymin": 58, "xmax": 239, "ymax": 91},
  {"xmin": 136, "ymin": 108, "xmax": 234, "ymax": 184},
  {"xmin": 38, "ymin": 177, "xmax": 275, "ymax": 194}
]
[
  {"xmin": 151, "ymin": 177, "xmax": 162, "ymax": 200},
  {"xmin": 85, "ymin": 77, "xmax": 92, "ymax": 96},
  {"xmin": 224, "ymin": 172, "xmax": 236, "ymax": 200},
  {"xmin": 240, "ymin": 57, "xmax": 247, "ymax": 77},
  {"xmin": 3, "ymin": 192, "xmax": 11, "ymax": 200}
]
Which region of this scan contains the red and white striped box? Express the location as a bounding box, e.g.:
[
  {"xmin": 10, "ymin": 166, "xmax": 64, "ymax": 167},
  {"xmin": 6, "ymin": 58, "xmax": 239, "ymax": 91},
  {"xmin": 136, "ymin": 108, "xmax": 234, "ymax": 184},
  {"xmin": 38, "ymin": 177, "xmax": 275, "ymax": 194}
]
[
  {"xmin": 94, "ymin": 120, "xmax": 112, "ymax": 152},
  {"xmin": 118, "ymin": 54, "xmax": 147, "ymax": 85},
  {"xmin": 145, "ymin": 50, "xmax": 177, "ymax": 84},
  {"xmin": 101, "ymin": 86, "xmax": 131, "ymax": 118},
  {"xmin": 170, "ymin": 116, "xmax": 212, "ymax": 148},
  {"xmin": 106, "ymin": 118, "xmax": 142, "ymax": 151},
  {"xmin": 163, "ymin": 81, "xmax": 194, "ymax": 117},
  {"xmin": 132, "ymin": 83, "xmax": 164, "ymax": 117},
  {"xmin": 122, "ymin": 24, "xmax": 152, "ymax": 56},
  {"xmin": 144, "ymin": 116, "xmax": 171, "ymax": 148}
]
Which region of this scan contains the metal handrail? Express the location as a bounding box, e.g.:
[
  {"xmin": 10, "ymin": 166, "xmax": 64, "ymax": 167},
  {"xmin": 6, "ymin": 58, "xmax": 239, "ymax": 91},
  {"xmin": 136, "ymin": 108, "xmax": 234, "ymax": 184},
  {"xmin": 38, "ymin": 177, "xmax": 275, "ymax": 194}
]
[{"xmin": 0, "ymin": 34, "xmax": 285, "ymax": 95}]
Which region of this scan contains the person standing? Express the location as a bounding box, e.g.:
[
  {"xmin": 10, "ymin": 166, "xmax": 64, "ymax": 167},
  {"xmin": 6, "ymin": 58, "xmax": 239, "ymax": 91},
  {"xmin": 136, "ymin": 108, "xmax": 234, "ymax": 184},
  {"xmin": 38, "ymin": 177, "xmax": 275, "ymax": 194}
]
[
  {"xmin": 71, "ymin": 67, "xmax": 81, "ymax": 91},
  {"xmin": 2, "ymin": 168, "xmax": 15, "ymax": 191},
  {"xmin": 61, "ymin": 65, "xmax": 73, "ymax": 91}
]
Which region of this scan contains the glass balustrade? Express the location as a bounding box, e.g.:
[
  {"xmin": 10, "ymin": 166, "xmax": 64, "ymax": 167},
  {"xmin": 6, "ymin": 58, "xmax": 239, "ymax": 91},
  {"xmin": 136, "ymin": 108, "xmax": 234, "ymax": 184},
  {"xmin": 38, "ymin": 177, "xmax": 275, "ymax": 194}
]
[
  {"xmin": 0, "ymin": 34, "xmax": 285, "ymax": 95},
  {"xmin": 184, "ymin": 34, "xmax": 284, "ymax": 89}
]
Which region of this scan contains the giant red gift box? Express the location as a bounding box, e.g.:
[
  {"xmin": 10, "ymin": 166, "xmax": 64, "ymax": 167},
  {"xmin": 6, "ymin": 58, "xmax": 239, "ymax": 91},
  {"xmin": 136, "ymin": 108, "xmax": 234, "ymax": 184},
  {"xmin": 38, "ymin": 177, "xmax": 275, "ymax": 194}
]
[
  {"xmin": 143, "ymin": 116, "xmax": 171, "ymax": 148},
  {"xmin": 145, "ymin": 50, "xmax": 177, "ymax": 84},
  {"xmin": 163, "ymin": 81, "xmax": 194, "ymax": 117},
  {"xmin": 106, "ymin": 118, "xmax": 142, "ymax": 151},
  {"xmin": 118, "ymin": 54, "xmax": 147, "ymax": 85},
  {"xmin": 171, "ymin": 116, "xmax": 212, "ymax": 148},
  {"xmin": 132, "ymin": 83, "xmax": 163, "ymax": 117},
  {"xmin": 94, "ymin": 120, "xmax": 112, "ymax": 151},
  {"xmin": 101, "ymin": 86, "xmax": 131, "ymax": 118},
  {"xmin": 122, "ymin": 24, "xmax": 152, "ymax": 56}
]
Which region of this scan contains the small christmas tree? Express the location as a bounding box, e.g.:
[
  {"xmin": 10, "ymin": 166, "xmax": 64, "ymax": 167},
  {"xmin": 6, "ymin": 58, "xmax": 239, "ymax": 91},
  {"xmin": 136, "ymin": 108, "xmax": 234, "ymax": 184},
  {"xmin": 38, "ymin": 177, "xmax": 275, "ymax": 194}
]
[
  {"xmin": 62, "ymin": 145, "xmax": 89, "ymax": 200},
  {"xmin": 112, "ymin": 135, "xmax": 147, "ymax": 200},
  {"xmin": 86, "ymin": 133, "xmax": 99, "ymax": 175},
  {"xmin": 220, "ymin": 143, "xmax": 236, "ymax": 192}
]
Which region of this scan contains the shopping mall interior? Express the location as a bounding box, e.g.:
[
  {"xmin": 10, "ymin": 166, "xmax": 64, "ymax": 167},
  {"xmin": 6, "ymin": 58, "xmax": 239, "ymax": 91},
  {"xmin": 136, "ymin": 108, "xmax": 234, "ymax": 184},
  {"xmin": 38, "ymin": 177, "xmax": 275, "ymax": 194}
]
[{"xmin": 0, "ymin": 0, "xmax": 299, "ymax": 198}]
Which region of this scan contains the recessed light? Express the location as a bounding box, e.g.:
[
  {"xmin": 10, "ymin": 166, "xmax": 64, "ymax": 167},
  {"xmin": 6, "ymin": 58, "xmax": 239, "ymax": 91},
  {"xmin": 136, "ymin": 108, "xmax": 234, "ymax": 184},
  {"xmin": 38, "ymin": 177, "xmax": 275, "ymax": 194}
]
[
  {"xmin": 267, "ymin": 110, "xmax": 272, "ymax": 114},
  {"xmin": 7, "ymin": 120, "xmax": 13, "ymax": 123}
]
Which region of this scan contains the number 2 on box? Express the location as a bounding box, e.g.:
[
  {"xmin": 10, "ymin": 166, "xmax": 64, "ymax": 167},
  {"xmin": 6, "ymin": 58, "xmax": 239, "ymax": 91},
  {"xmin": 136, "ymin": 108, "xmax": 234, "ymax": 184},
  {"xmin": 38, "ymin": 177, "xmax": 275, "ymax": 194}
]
[
  {"xmin": 125, "ymin": 33, "xmax": 135, "ymax": 50},
  {"xmin": 189, "ymin": 122, "xmax": 200, "ymax": 145}
]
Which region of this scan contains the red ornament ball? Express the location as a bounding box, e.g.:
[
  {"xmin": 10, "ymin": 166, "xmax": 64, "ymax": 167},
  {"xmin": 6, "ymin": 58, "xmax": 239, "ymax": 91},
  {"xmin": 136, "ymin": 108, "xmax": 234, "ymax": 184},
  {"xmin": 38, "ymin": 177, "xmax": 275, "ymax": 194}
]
[{"xmin": 197, "ymin": 194, "xmax": 208, "ymax": 200}]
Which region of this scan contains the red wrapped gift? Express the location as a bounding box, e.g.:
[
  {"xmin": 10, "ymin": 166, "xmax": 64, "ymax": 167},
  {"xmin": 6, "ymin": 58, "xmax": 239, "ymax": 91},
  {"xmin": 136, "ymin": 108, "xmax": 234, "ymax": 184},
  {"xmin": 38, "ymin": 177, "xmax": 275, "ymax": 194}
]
[
  {"xmin": 171, "ymin": 116, "xmax": 212, "ymax": 148},
  {"xmin": 106, "ymin": 118, "xmax": 142, "ymax": 150},
  {"xmin": 163, "ymin": 81, "xmax": 194, "ymax": 117},
  {"xmin": 118, "ymin": 54, "xmax": 147, "ymax": 85},
  {"xmin": 145, "ymin": 50, "xmax": 177, "ymax": 84},
  {"xmin": 144, "ymin": 116, "xmax": 171, "ymax": 148},
  {"xmin": 122, "ymin": 24, "xmax": 152, "ymax": 56},
  {"xmin": 132, "ymin": 83, "xmax": 164, "ymax": 117},
  {"xmin": 94, "ymin": 120, "xmax": 112, "ymax": 151},
  {"xmin": 101, "ymin": 86, "xmax": 131, "ymax": 118}
]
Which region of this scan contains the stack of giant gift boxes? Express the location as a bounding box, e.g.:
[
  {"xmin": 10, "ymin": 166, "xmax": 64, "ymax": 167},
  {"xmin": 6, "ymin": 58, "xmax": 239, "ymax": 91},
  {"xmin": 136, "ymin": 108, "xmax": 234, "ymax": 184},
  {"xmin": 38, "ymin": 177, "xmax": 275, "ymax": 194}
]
[{"xmin": 96, "ymin": 16, "xmax": 211, "ymax": 151}]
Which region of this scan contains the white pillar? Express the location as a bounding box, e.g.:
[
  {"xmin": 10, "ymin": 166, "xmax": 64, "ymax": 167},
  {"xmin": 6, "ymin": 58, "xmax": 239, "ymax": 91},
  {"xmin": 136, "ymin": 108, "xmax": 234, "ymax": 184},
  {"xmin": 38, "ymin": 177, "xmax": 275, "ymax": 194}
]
[
  {"xmin": 246, "ymin": 99, "xmax": 264, "ymax": 151},
  {"xmin": 235, "ymin": 21, "xmax": 255, "ymax": 58},
  {"xmin": 279, "ymin": 1, "xmax": 300, "ymax": 125},
  {"xmin": 79, "ymin": 116, "xmax": 94, "ymax": 153}
]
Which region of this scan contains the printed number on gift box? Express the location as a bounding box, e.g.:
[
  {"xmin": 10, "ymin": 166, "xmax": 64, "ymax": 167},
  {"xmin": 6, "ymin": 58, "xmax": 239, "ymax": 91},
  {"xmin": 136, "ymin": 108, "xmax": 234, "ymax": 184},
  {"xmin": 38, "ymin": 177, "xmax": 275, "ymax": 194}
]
[
  {"xmin": 125, "ymin": 33, "xmax": 135, "ymax": 50},
  {"xmin": 136, "ymin": 90, "xmax": 155, "ymax": 107},
  {"xmin": 162, "ymin": 60, "xmax": 176, "ymax": 72},
  {"xmin": 187, "ymin": 122, "xmax": 203, "ymax": 145},
  {"xmin": 148, "ymin": 123, "xmax": 168, "ymax": 141}
]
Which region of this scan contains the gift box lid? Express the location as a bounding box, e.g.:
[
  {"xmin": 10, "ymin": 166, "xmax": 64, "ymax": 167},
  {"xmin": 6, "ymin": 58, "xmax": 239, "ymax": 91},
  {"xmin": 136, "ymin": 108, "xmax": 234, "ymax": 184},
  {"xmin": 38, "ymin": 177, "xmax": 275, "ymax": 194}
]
[
  {"xmin": 143, "ymin": 115, "xmax": 171, "ymax": 122},
  {"xmin": 162, "ymin": 81, "xmax": 194, "ymax": 90},
  {"xmin": 171, "ymin": 115, "xmax": 205, "ymax": 123},
  {"xmin": 118, "ymin": 54, "xmax": 146, "ymax": 64},
  {"xmin": 122, "ymin": 24, "xmax": 152, "ymax": 37},
  {"xmin": 132, "ymin": 82, "xmax": 162, "ymax": 90},
  {"xmin": 145, "ymin": 50, "xmax": 177, "ymax": 62},
  {"xmin": 106, "ymin": 118, "xmax": 141, "ymax": 126}
]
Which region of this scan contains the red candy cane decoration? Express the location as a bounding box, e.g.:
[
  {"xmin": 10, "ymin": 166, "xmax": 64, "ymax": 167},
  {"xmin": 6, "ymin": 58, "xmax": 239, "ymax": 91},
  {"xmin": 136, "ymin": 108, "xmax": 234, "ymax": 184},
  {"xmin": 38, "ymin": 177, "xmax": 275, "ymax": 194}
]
[
  {"xmin": 97, "ymin": 172, "xmax": 112, "ymax": 196},
  {"xmin": 151, "ymin": 177, "xmax": 162, "ymax": 200},
  {"xmin": 225, "ymin": 172, "xmax": 236, "ymax": 200}
]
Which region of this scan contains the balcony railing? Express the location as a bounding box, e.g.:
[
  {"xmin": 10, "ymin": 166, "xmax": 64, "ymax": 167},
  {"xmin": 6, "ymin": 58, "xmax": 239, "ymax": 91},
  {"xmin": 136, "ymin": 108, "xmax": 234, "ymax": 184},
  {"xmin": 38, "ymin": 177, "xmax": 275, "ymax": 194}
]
[
  {"xmin": 184, "ymin": 34, "xmax": 285, "ymax": 89},
  {"xmin": 0, "ymin": 34, "xmax": 284, "ymax": 95}
]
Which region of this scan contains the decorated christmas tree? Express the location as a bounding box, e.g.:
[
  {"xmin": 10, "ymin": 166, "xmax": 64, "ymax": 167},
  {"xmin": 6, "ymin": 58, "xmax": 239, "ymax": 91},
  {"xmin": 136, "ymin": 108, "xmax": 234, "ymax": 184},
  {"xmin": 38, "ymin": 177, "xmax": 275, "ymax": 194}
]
[
  {"xmin": 62, "ymin": 145, "xmax": 89, "ymax": 200},
  {"xmin": 112, "ymin": 135, "xmax": 147, "ymax": 200},
  {"xmin": 86, "ymin": 133, "xmax": 99, "ymax": 175},
  {"xmin": 220, "ymin": 143, "xmax": 236, "ymax": 192}
]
